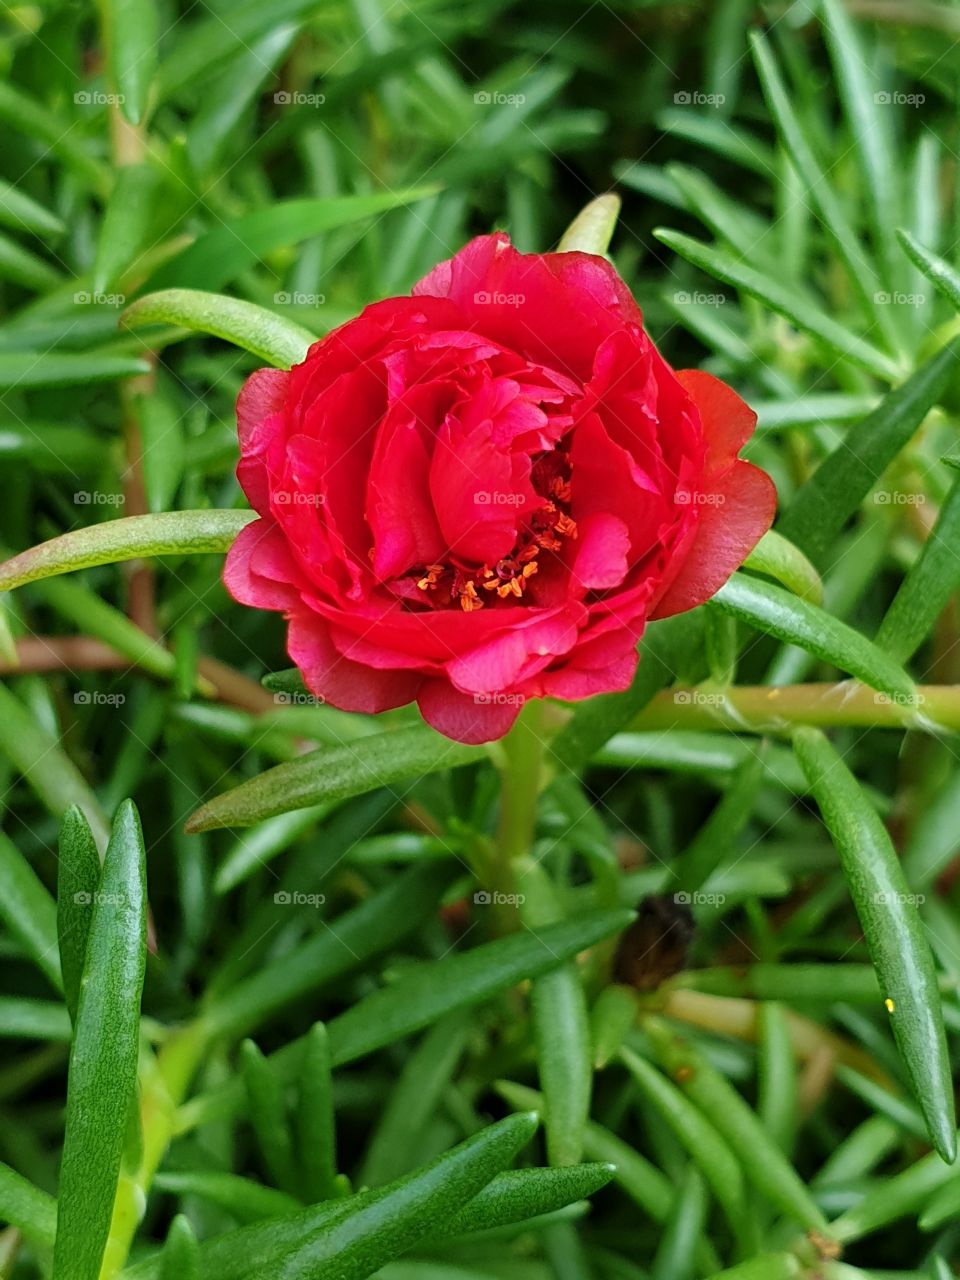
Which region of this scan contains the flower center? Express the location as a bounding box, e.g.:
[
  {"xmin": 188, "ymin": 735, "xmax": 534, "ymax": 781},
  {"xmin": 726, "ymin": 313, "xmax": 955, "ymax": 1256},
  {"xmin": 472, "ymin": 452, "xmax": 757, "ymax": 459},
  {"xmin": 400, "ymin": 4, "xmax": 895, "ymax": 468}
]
[{"xmin": 411, "ymin": 449, "xmax": 578, "ymax": 612}]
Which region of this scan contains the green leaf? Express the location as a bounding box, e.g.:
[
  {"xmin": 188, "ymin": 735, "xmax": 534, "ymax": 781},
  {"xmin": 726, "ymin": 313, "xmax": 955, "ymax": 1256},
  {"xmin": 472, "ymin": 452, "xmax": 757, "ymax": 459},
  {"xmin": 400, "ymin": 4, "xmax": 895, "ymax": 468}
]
[
  {"xmin": 136, "ymin": 389, "xmax": 185, "ymax": 515},
  {"xmin": 104, "ymin": 0, "xmax": 158, "ymax": 124},
  {"xmin": 557, "ymin": 194, "xmax": 621, "ymax": 255},
  {"xmin": 748, "ymin": 25, "xmax": 897, "ymax": 347},
  {"xmin": 53, "ymin": 801, "xmax": 148, "ymax": 1280},
  {"xmin": 297, "ymin": 1023, "xmax": 337, "ymax": 1202},
  {"xmin": 158, "ymin": 1215, "xmax": 199, "ymax": 1280},
  {"xmin": 644, "ymin": 1018, "xmax": 829, "ymax": 1231},
  {"xmin": 742, "ymin": 530, "xmax": 822, "ymax": 604},
  {"xmin": 0, "ymin": 177, "xmax": 64, "ymax": 235},
  {"xmin": 93, "ymin": 165, "xmax": 166, "ymax": 293},
  {"xmin": 361, "ymin": 1013, "xmax": 471, "ymax": 1188},
  {"xmin": 271, "ymin": 1112, "xmax": 538, "ymax": 1280},
  {"xmin": 0, "ymin": 829, "xmax": 61, "ymax": 991},
  {"xmin": 518, "ymin": 859, "xmax": 592, "ymax": 1168},
  {"xmin": 0, "ymin": 1161, "xmax": 57, "ymax": 1249},
  {"xmin": 0, "ymin": 683, "xmax": 109, "ymax": 846},
  {"xmin": 776, "ymin": 338, "xmax": 960, "ymax": 560},
  {"xmin": 326, "ymin": 910, "xmax": 632, "ymax": 1069},
  {"xmin": 241, "ymin": 1041, "xmax": 300, "ymax": 1197},
  {"xmin": 830, "ymin": 1143, "xmax": 959, "ymax": 1242},
  {"xmin": 213, "ymin": 806, "xmax": 330, "ymax": 895},
  {"xmin": 121, "ymin": 289, "xmax": 316, "ymax": 369},
  {"xmin": 0, "ymin": 352, "xmax": 150, "ymax": 389},
  {"xmin": 619, "ymin": 1047, "xmax": 754, "ymax": 1252},
  {"xmin": 898, "ymin": 227, "xmax": 960, "ymax": 311},
  {"xmin": 650, "ymin": 1165, "xmax": 708, "ymax": 1280},
  {"xmin": 57, "ymin": 805, "xmax": 101, "ymax": 1022},
  {"xmin": 919, "ymin": 1177, "xmax": 960, "ymax": 1232},
  {"xmin": 703, "ymin": 1256, "xmax": 802, "ymax": 1280},
  {"xmin": 201, "ymin": 863, "xmax": 452, "ymax": 1039},
  {"xmin": 0, "ymin": 996, "xmax": 71, "ymax": 1040},
  {"xmin": 653, "ymin": 228, "xmax": 902, "ymax": 381},
  {"xmin": 185, "ymin": 726, "xmax": 487, "ymax": 831},
  {"xmin": 711, "ymin": 573, "xmax": 917, "ymax": 703},
  {"xmin": 153, "ymin": 1173, "xmax": 300, "ymax": 1224},
  {"xmin": 147, "ymin": 192, "xmax": 440, "ymax": 292},
  {"xmin": 0, "ymin": 510, "xmax": 255, "ymax": 591},
  {"xmin": 875, "ymin": 470, "xmax": 960, "ymax": 661},
  {"xmin": 794, "ymin": 728, "xmax": 956, "ymax": 1162},
  {"xmin": 438, "ymin": 1164, "xmax": 616, "ymax": 1239},
  {"xmin": 820, "ymin": 0, "xmax": 897, "ymax": 282}
]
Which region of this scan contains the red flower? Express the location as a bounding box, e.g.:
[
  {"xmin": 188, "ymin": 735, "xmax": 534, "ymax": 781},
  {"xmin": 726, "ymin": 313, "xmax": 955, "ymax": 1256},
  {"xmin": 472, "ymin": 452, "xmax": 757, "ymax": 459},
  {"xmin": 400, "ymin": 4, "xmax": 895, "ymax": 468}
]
[{"xmin": 225, "ymin": 233, "xmax": 776, "ymax": 743}]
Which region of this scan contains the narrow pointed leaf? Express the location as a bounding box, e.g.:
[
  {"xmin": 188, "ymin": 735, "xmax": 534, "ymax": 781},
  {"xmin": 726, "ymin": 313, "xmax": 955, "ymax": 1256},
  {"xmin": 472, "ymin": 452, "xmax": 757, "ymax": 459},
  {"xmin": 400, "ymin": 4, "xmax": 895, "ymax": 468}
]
[
  {"xmin": 898, "ymin": 227, "xmax": 960, "ymax": 311},
  {"xmin": 0, "ymin": 510, "xmax": 255, "ymax": 591},
  {"xmin": 557, "ymin": 194, "xmax": 621, "ymax": 255},
  {"xmin": 158, "ymin": 1216, "xmax": 199, "ymax": 1280},
  {"xmin": 105, "ymin": 0, "xmax": 158, "ymax": 123},
  {"xmin": 326, "ymin": 910, "xmax": 632, "ymax": 1068},
  {"xmin": 777, "ymin": 338, "xmax": 960, "ymax": 560},
  {"xmin": 711, "ymin": 573, "xmax": 917, "ymax": 702},
  {"xmin": 185, "ymin": 726, "xmax": 486, "ymax": 831},
  {"xmin": 298, "ymin": 1023, "xmax": 337, "ymax": 1201},
  {"xmin": 654, "ymin": 228, "xmax": 901, "ymax": 380},
  {"xmin": 57, "ymin": 806, "xmax": 101, "ymax": 1021},
  {"xmin": 743, "ymin": 530, "xmax": 822, "ymax": 604},
  {"xmin": 875, "ymin": 470, "xmax": 960, "ymax": 661},
  {"xmin": 0, "ymin": 1161, "xmax": 57, "ymax": 1249},
  {"xmin": 0, "ymin": 830, "xmax": 61, "ymax": 991},
  {"xmin": 794, "ymin": 728, "xmax": 956, "ymax": 1162},
  {"xmin": 644, "ymin": 1018, "xmax": 829, "ymax": 1231},
  {"xmin": 122, "ymin": 289, "xmax": 316, "ymax": 369},
  {"xmin": 53, "ymin": 801, "xmax": 148, "ymax": 1280}
]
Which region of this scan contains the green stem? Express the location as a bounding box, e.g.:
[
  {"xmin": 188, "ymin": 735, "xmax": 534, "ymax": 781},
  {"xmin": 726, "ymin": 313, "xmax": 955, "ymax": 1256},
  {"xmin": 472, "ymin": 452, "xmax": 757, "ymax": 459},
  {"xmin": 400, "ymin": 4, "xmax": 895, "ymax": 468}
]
[
  {"xmin": 625, "ymin": 681, "xmax": 960, "ymax": 735},
  {"xmin": 489, "ymin": 698, "xmax": 550, "ymax": 922},
  {"xmin": 99, "ymin": 1022, "xmax": 209, "ymax": 1278}
]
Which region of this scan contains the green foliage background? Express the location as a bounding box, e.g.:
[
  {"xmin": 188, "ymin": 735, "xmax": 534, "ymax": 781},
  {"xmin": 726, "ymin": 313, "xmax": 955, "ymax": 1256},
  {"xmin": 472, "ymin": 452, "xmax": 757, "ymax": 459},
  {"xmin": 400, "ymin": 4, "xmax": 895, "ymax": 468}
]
[{"xmin": 2, "ymin": 0, "xmax": 960, "ymax": 1277}]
